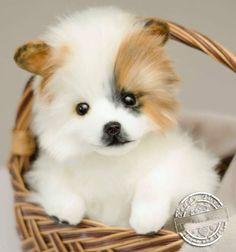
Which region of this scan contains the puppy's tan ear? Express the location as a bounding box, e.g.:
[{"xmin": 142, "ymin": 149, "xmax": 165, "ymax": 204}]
[
  {"xmin": 143, "ymin": 18, "xmax": 170, "ymax": 45},
  {"xmin": 14, "ymin": 40, "xmax": 52, "ymax": 75}
]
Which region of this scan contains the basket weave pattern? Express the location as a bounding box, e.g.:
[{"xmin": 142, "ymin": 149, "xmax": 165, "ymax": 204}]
[{"xmin": 9, "ymin": 22, "xmax": 236, "ymax": 252}]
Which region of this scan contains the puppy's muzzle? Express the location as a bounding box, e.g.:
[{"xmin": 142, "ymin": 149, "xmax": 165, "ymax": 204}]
[
  {"xmin": 102, "ymin": 121, "xmax": 130, "ymax": 146},
  {"xmin": 104, "ymin": 121, "xmax": 121, "ymax": 136}
]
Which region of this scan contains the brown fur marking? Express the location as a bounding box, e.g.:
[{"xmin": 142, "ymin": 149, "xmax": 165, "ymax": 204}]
[
  {"xmin": 14, "ymin": 40, "xmax": 51, "ymax": 75},
  {"xmin": 15, "ymin": 40, "xmax": 71, "ymax": 101},
  {"xmin": 143, "ymin": 18, "xmax": 170, "ymax": 45},
  {"xmin": 115, "ymin": 26, "xmax": 179, "ymax": 130},
  {"xmin": 39, "ymin": 44, "xmax": 71, "ymax": 95}
]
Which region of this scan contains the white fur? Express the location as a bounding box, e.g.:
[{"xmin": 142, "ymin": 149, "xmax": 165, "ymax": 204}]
[{"xmin": 26, "ymin": 7, "xmax": 219, "ymax": 234}]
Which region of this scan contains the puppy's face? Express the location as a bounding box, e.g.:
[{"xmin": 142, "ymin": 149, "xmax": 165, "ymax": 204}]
[{"xmin": 15, "ymin": 9, "xmax": 179, "ymax": 161}]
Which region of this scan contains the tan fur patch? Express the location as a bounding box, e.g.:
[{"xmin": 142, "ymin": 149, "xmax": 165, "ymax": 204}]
[
  {"xmin": 14, "ymin": 40, "xmax": 52, "ymax": 75},
  {"xmin": 15, "ymin": 41, "xmax": 70, "ymax": 99},
  {"xmin": 39, "ymin": 44, "xmax": 71, "ymax": 103},
  {"xmin": 115, "ymin": 29, "xmax": 180, "ymax": 130},
  {"xmin": 39, "ymin": 44, "xmax": 71, "ymax": 92},
  {"xmin": 143, "ymin": 18, "xmax": 170, "ymax": 45}
]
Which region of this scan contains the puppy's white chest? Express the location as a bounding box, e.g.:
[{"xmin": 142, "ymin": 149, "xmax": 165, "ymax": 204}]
[{"xmin": 70, "ymin": 157, "xmax": 140, "ymax": 226}]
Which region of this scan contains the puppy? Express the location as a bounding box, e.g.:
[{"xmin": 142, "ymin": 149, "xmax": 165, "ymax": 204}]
[{"xmin": 14, "ymin": 7, "xmax": 219, "ymax": 234}]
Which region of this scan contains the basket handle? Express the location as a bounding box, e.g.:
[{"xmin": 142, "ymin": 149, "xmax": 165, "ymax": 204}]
[{"xmin": 168, "ymin": 21, "xmax": 236, "ymax": 72}]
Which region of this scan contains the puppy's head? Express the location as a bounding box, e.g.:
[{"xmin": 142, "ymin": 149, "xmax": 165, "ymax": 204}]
[{"xmin": 14, "ymin": 7, "xmax": 179, "ymax": 160}]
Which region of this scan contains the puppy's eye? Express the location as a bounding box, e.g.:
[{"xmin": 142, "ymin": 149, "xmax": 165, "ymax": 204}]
[
  {"xmin": 121, "ymin": 93, "xmax": 136, "ymax": 107},
  {"xmin": 75, "ymin": 103, "xmax": 89, "ymax": 116}
]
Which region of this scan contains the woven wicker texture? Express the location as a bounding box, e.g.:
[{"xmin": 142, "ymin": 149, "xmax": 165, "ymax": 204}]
[{"xmin": 9, "ymin": 21, "xmax": 236, "ymax": 252}]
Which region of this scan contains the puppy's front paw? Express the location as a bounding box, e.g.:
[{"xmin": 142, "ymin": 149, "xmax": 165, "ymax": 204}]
[
  {"xmin": 42, "ymin": 195, "xmax": 85, "ymax": 225},
  {"xmin": 129, "ymin": 206, "xmax": 168, "ymax": 235}
]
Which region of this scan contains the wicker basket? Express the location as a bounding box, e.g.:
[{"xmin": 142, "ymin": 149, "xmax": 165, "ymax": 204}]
[{"xmin": 9, "ymin": 21, "xmax": 236, "ymax": 252}]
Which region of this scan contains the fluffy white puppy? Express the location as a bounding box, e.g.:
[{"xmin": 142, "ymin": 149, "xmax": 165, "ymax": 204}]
[{"xmin": 14, "ymin": 7, "xmax": 219, "ymax": 234}]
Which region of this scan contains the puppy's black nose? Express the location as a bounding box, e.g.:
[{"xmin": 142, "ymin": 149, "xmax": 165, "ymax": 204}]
[{"xmin": 104, "ymin": 121, "xmax": 121, "ymax": 136}]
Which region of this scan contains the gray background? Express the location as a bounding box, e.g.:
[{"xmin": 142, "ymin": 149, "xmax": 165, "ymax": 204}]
[{"xmin": 0, "ymin": 1, "xmax": 235, "ymax": 251}]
